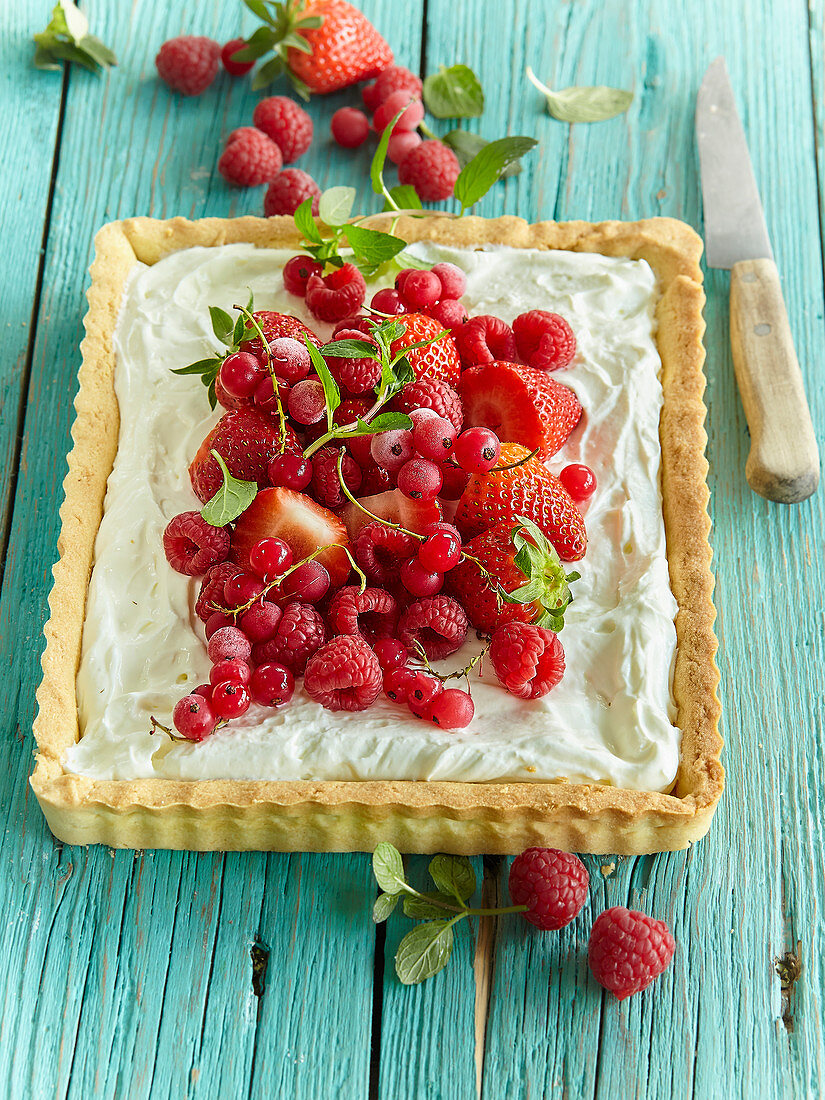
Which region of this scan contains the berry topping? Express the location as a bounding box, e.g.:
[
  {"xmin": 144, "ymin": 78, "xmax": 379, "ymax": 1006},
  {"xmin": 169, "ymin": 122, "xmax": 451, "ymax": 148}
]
[
  {"xmin": 512, "ymin": 310, "xmax": 577, "ymax": 372},
  {"xmin": 372, "ymin": 637, "xmax": 408, "ymax": 670},
  {"xmin": 280, "ymin": 560, "xmax": 331, "ymax": 603},
  {"xmin": 373, "ymin": 64, "xmax": 423, "ymax": 104},
  {"xmin": 189, "ymin": 408, "xmax": 300, "ymax": 502},
  {"xmin": 209, "ymin": 658, "xmax": 252, "ymax": 687},
  {"xmin": 239, "ymin": 600, "xmax": 283, "ymax": 643},
  {"xmin": 397, "ymin": 595, "xmax": 468, "ymax": 660},
  {"xmin": 373, "ymin": 90, "xmax": 424, "ymax": 134},
  {"xmin": 305, "ymin": 263, "xmax": 367, "ymax": 323},
  {"xmin": 304, "ymin": 635, "xmax": 383, "ymax": 712},
  {"xmin": 399, "ymin": 556, "xmax": 443, "ymax": 596},
  {"xmin": 399, "ymin": 269, "xmax": 442, "ymax": 311},
  {"xmin": 240, "ymin": 311, "xmax": 322, "ymax": 360},
  {"xmin": 390, "ymin": 314, "xmax": 461, "ymax": 388},
  {"xmin": 559, "ymin": 463, "xmax": 597, "ymax": 503},
  {"xmin": 427, "ymin": 688, "xmax": 474, "ymax": 730},
  {"xmin": 323, "ymin": 330, "xmax": 381, "ymax": 392},
  {"xmin": 370, "ymin": 287, "xmax": 406, "ymax": 315},
  {"xmin": 163, "ymin": 511, "xmax": 230, "ymax": 576},
  {"xmin": 219, "ymin": 351, "xmax": 264, "ymax": 398},
  {"xmin": 155, "ymin": 36, "xmax": 220, "ymax": 96},
  {"xmin": 429, "ymin": 262, "xmax": 466, "ymax": 301},
  {"xmin": 331, "ymin": 106, "xmax": 370, "ymax": 148},
  {"xmin": 398, "ymin": 140, "xmax": 461, "ymax": 202},
  {"xmin": 173, "ymin": 694, "xmax": 216, "ymax": 740},
  {"xmin": 249, "ymin": 537, "xmax": 293, "ymax": 579},
  {"xmin": 219, "ymin": 129, "xmax": 283, "ymax": 187},
  {"xmin": 391, "ymin": 377, "xmax": 463, "ymax": 432},
  {"xmin": 454, "ymin": 315, "xmax": 517, "ymax": 368},
  {"xmin": 253, "ymin": 600, "xmax": 326, "ymax": 675},
  {"xmin": 264, "ymin": 168, "xmax": 321, "ymax": 216},
  {"xmin": 354, "ymin": 521, "xmax": 417, "ymax": 584},
  {"xmin": 253, "ymin": 96, "xmax": 313, "ymax": 163},
  {"xmin": 207, "ymin": 626, "xmax": 253, "ymax": 664},
  {"xmin": 221, "ymin": 37, "xmax": 254, "ymax": 77},
  {"xmin": 588, "ymin": 908, "xmax": 676, "ymax": 1000},
  {"xmin": 397, "ymin": 458, "xmax": 443, "ymax": 501},
  {"xmin": 211, "ymin": 679, "xmax": 251, "ymax": 719},
  {"xmin": 453, "ymin": 426, "xmax": 501, "ymax": 474},
  {"xmin": 370, "ymin": 427, "xmax": 415, "ymax": 473},
  {"xmin": 387, "ymin": 130, "xmax": 422, "ymax": 165},
  {"xmin": 269, "ymin": 337, "xmax": 312, "ymax": 382},
  {"xmin": 196, "ymin": 562, "xmax": 240, "ymax": 622},
  {"xmin": 283, "ymin": 255, "xmax": 324, "ymax": 297},
  {"xmin": 508, "ymin": 848, "xmax": 589, "ymax": 931},
  {"xmin": 427, "ymin": 298, "xmax": 468, "ymax": 332},
  {"xmin": 417, "ymin": 522, "xmax": 462, "ymax": 572},
  {"xmin": 327, "ymin": 585, "xmax": 399, "ymax": 643},
  {"xmin": 412, "ymin": 414, "xmax": 457, "ymax": 461},
  {"xmin": 311, "ymin": 445, "xmax": 362, "ymax": 508},
  {"xmin": 490, "ymin": 621, "xmax": 566, "ymax": 698},
  {"xmin": 249, "ymin": 663, "xmax": 295, "ymax": 708}
]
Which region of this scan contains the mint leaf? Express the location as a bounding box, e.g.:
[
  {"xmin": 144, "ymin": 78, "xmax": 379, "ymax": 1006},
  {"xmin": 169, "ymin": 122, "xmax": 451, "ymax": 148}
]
[
  {"xmin": 392, "ymin": 250, "xmax": 431, "ymax": 271},
  {"xmin": 454, "ymin": 136, "xmax": 538, "ymax": 212},
  {"xmin": 395, "ymin": 921, "xmax": 455, "ymax": 984},
  {"xmin": 170, "ymin": 357, "xmax": 222, "ymax": 377},
  {"xmin": 372, "ymin": 842, "xmax": 406, "ymax": 894},
  {"xmin": 428, "ymin": 855, "xmax": 476, "ymax": 903},
  {"xmin": 346, "ymin": 224, "xmax": 407, "ymax": 267},
  {"xmin": 209, "ymin": 306, "xmax": 235, "ymax": 346},
  {"xmin": 319, "ymin": 186, "xmax": 356, "ymax": 227},
  {"xmin": 371, "ymin": 106, "xmax": 409, "ymax": 202},
  {"xmin": 201, "ymin": 452, "xmax": 257, "ymax": 527},
  {"xmin": 320, "ymin": 338, "xmax": 379, "ymax": 359},
  {"xmin": 294, "ymin": 198, "xmax": 323, "ymax": 243},
  {"xmin": 344, "ymin": 412, "xmax": 413, "ymax": 437},
  {"xmin": 373, "ymin": 892, "xmax": 399, "ymax": 923},
  {"xmin": 403, "ymin": 893, "xmax": 456, "ymax": 919},
  {"xmin": 384, "ymin": 184, "xmax": 422, "ymax": 212},
  {"xmin": 443, "ymin": 130, "xmax": 524, "ymax": 177},
  {"xmin": 305, "ymin": 339, "xmax": 340, "ymax": 428},
  {"xmin": 423, "ymin": 64, "xmax": 484, "ymax": 119},
  {"xmin": 34, "ymin": 1, "xmax": 116, "ymax": 73},
  {"xmin": 526, "ymin": 67, "xmax": 632, "ymax": 123}
]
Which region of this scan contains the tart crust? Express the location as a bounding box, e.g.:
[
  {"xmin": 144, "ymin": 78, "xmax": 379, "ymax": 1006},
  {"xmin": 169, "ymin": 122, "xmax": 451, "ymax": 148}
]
[{"xmin": 30, "ymin": 215, "xmax": 722, "ymax": 854}]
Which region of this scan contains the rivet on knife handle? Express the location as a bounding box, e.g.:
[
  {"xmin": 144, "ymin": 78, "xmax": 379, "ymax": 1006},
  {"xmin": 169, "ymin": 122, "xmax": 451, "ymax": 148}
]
[{"xmin": 729, "ymin": 258, "xmax": 820, "ymax": 503}]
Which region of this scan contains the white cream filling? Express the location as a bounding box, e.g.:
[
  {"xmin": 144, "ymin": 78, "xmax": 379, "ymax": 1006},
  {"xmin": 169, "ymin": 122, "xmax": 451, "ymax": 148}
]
[{"xmin": 67, "ymin": 242, "xmax": 680, "ymax": 791}]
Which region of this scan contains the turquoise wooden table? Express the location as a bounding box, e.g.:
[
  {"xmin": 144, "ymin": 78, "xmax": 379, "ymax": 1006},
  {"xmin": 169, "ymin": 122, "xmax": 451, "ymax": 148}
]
[{"xmin": 2, "ymin": 1, "xmax": 824, "ymax": 1096}]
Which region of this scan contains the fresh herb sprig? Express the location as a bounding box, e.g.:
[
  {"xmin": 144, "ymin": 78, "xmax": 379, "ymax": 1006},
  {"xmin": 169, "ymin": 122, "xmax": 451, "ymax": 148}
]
[
  {"xmin": 171, "ymin": 295, "xmax": 255, "ymax": 410},
  {"xmin": 201, "ymin": 452, "xmax": 257, "ymax": 527},
  {"xmin": 34, "ymin": 1, "xmax": 116, "ymax": 73},
  {"xmin": 372, "ymin": 844, "xmax": 527, "ymax": 985},
  {"xmin": 294, "ymin": 182, "xmax": 407, "ymax": 278}
]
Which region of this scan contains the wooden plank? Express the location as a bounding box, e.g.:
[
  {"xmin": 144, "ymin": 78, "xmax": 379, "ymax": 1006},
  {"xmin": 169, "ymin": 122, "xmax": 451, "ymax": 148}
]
[{"xmin": 0, "ymin": 1, "xmax": 424, "ymax": 1097}]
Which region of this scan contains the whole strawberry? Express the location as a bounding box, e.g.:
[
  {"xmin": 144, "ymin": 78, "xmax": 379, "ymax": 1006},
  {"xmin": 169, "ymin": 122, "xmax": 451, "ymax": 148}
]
[
  {"xmin": 189, "ymin": 408, "xmax": 300, "ymax": 502},
  {"xmin": 509, "ymin": 848, "xmax": 589, "ymax": 931},
  {"xmin": 588, "ymin": 907, "xmax": 676, "ymax": 1000},
  {"xmin": 455, "ymin": 442, "xmax": 587, "ymax": 560},
  {"xmin": 390, "ymin": 313, "xmax": 461, "ymax": 389}
]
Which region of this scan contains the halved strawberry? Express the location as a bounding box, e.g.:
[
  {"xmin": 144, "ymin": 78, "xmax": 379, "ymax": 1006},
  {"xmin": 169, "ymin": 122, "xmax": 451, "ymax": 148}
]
[
  {"xmin": 455, "ymin": 443, "xmax": 586, "ymax": 561},
  {"xmin": 230, "ymin": 487, "xmax": 351, "ymax": 588},
  {"xmin": 240, "ymin": 311, "xmax": 322, "ymax": 361},
  {"xmin": 340, "ymin": 489, "xmax": 442, "ymax": 540},
  {"xmin": 391, "ymin": 313, "xmax": 461, "ymax": 389},
  {"xmin": 189, "ymin": 408, "xmax": 301, "ymax": 503},
  {"xmin": 459, "ymin": 361, "xmax": 582, "ymax": 460}
]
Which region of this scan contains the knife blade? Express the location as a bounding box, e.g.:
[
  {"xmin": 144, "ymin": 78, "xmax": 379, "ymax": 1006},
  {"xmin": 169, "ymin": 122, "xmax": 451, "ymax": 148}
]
[{"xmin": 696, "ymin": 57, "xmax": 819, "ymax": 503}]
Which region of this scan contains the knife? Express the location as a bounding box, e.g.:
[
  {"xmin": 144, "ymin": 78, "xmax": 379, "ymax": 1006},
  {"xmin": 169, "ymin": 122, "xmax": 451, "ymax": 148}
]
[{"xmin": 696, "ymin": 56, "xmax": 819, "ymax": 503}]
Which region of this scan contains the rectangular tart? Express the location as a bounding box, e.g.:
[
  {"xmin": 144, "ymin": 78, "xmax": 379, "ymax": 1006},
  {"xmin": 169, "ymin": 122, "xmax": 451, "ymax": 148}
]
[{"xmin": 30, "ymin": 215, "xmax": 722, "ymax": 854}]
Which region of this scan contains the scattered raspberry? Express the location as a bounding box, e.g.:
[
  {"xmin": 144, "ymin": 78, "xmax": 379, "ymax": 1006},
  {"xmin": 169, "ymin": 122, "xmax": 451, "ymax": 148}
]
[
  {"xmin": 392, "ymin": 377, "xmax": 464, "ymax": 432},
  {"xmin": 398, "ymin": 140, "xmax": 461, "ymax": 202},
  {"xmin": 264, "ymin": 169, "xmax": 321, "ymax": 217},
  {"xmin": 373, "ymin": 64, "xmax": 423, "ymax": 104},
  {"xmin": 253, "ymin": 96, "xmax": 314, "ymax": 163},
  {"xmin": 373, "ymin": 90, "xmax": 425, "ymax": 134},
  {"xmin": 311, "ymin": 445, "xmax": 362, "ymax": 508},
  {"xmin": 304, "ymin": 635, "xmax": 383, "ymax": 712},
  {"xmin": 387, "ymin": 130, "xmax": 421, "ymax": 166},
  {"xmin": 397, "ymin": 595, "xmax": 468, "ymax": 660},
  {"xmin": 327, "ymin": 585, "xmax": 399, "ymax": 643},
  {"xmin": 155, "ymin": 36, "xmax": 220, "ymax": 96},
  {"xmin": 195, "ymin": 562, "xmax": 239, "ymax": 622},
  {"xmin": 163, "ymin": 511, "xmax": 230, "ymax": 576},
  {"xmin": 323, "ymin": 329, "xmax": 381, "ymax": 392},
  {"xmin": 305, "ymin": 264, "xmax": 367, "ymax": 323},
  {"xmin": 512, "ymin": 311, "xmax": 577, "ymax": 371},
  {"xmin": 331, "ymin": 107, "xmax": 370, "ymax": 148},
  {"xmin": 355, "ymin": 521, "xmax": 417, "ymax": 583},
  {"xmin": 490, "ymin": 622, "xmax": 566, "ymax": 699},
  {"xmin": 219, "ymin": 129, "xmax": 282, "ymax": 187},
  {"xmin": 221, "ymin": 37, "xmax": 254, "ymax": 76},
  {"xmin": 454, "ymin": 314, "xmax": 517, "ymax": 368},
  {"xmin": 508, "ymin": 848, "xmax": 590, "ymax": 931},
  {"xmin": 252, "ymin": 601, "xmax": 326, "ymax": 675},
  {"xmin": 588, "ymin": 907, "xmax": 676, "ymax": 1000}
]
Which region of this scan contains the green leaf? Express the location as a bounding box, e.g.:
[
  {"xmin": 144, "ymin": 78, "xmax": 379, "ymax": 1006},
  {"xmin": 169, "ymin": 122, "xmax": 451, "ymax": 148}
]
[
  {"xmin": 344, "ymin": 412, "xmax": 413, "ymax": 437},
  {"xmin": 428, "ymin": 854, "xmax": 476, "ymax": 902},
  {"xmin": 319, "ymin": 186, "xmax": 356, "ymax": 227},
  {"xmin": 293, "ymin": 198, "xmax": 322, "ymax": 243},
  {"xmin": 78, "ymin": 34, "xmax": 117, "ymax": 67},
  {"xmin": 395, "ymin": 921, "xmax": 455, "ymax": 985},
  {"xmin": 321, "ymin": 338, "xmax": 378, "ymax": 359},
  {"xmin": 454, "ymin": 136, "xmax": 538, "ymax": 211},
  {"xmin": 384, "ymin": 184, "xmax": 422, "ymax": 212},
  {"xmin": 346, "ymin": 224, "xmax": 406, "ymax": 267},
  {"xmin": 526, "ymin": 67, "xmax": 633, "ymax": 123},
  {"xmin": 403, "ymin": 893, "xmax": 456, "ymax": 919},
  {"xmin": 372, "ymin": 843, "xmax": 406, "ymax": 894},
  {"xmin": 200, "ymin": 452, "xmax": 257, "ymax": 527},
  {"xmin": 305, "ymin": 340, "xmax": 340, "ymax": 428},
  {"xmin": 232, "ymin": 312, "xmax": 246, "ymax": 346},
  {"xmin": 232, "ymin": 26, "xmax": 278, "ymax": 62},
  {"xmin": 392, "ymin": 250, "xmax": 430, "ymax": 271},
  {"xmin": 242, "ymin": 0, "xmax": 273, "ymax": 22},
  {"xmin": 373, "ymin": 892, "xmax": 399, "ymax": 923},
  {"xmin": 33, "ymin": 1, "xmax": 116, "ymax": 72},
  {"xmin": 371, "ymin": 107, "xmax": 409, "ymax": 197},
  {"xmin": 209, "ymin": 306, "xmax": 235, "ymax": 346},
  {"xmin": 423, "ymin": 64, "xmax": 484, "ymax": 119},
  {"xmin": 171, "ymin": 357, "xmax": 222, "ymax": 377},
  {"xmin": 252, "ymin": 54, "xmax": 287, "ymax": 91},
  {"xmin": 443, "ymin": 130, "xmax": 524, "ymax": 177}
]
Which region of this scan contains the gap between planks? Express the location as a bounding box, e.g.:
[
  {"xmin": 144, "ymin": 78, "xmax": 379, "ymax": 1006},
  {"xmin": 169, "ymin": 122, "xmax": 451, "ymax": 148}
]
[{"xmin": 473, "ymin": 856, "xmax": 501, "ymax": 1100}]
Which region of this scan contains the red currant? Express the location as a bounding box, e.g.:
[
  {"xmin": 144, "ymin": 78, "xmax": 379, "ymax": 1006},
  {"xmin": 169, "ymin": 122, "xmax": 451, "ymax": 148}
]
[
  {"xmin": 207, "ymin": 625, "xmax": 252, "ymax": 664},
  {"xmin": 205, "ymin": 611, "xmax": 234, "ymax": 639},
  {"xmin": 373, "ymin": 637, "xmax": 408, "ymax": 670},
  {"xmin": 370, "ymin": 428, "xmax": 414, "ymax": 473},
  {"xmin": 400, "ymin": 269, "xmax": 442, "ymax": 310},
  {"xmin": 281, "ymin": 560, "xmax": 331, "ymax": 603},
  {"xmin": 192, "ymin": 683, "xmax": 212, "ymax": 700},
  {"xmin": 370, "ymin": 288, "xmax": 405, "ymax": 315},
  {"xmin": 330, "ymin": 106, "xmax": 370, "ymax": 148},
  {"xmin": 383, "ymin": 666, "xmax": 416, "ymax": 702},
  {"xmin": 239, "ymin": 600, "xmax": 282, "ymax": 642},
  {"xmin": 223, "ymin": 572, "xmax": 265, "ymax": 608},
  {"xmin": 269, "ymin": 337, "xmax": 312, "ymax": 383},
  {"xmin": 209, "ymin": 658, "xmax": 252, "ymax": 687},
  {"xmin": 429, "ymin": 262, "xmax": 466, "ymax": 300},
  {"xmin": 559, "ymin": 463, "xmax": 597, "ymax": 503},
  {"xmin": 427, "ymin": 688, "xmax": 474, "ymax": 729},
  {"xmin": 283, "ymin": 255, "xmax": 323, "ymax": 297},
  {"xmin": 399, "ymin": 556, "xmax": 443, "ymax": 596},
  {"xmin": 454, "ymin": 427, "xmax": 501, "ymax": 474},
  {"xmin": 417, "ymin": 525, "xmax": 462, "ymax": 572},
  {"xmin": 249, "ymin": 537, "xmax": 293, "ymax": 579},
  {"xmin": 250, "ymin": 662, "xmax": 295, "ymax": 707},
  {"xmin": 268, "ymin": 452, "xmax": 312, "ymax": 491},
  {"xmin": 406, "ymin": 672, "xmax": 444, "ymax": 717},
  {"xmin": 288, "ymin": 379, "xmax": 326, "ymax": 425},
  {"xmin": 211, "ymin": 680, "xmax": 251, "ymax": 719},
  {"xmin": 412, "ymin": 414, "xmax": 456, "ymax": 461},
  {"xmin": 396, "ymin": 458, "xmax": 442, "ymax": 501},
  {"xmin": 253, "ymin": 375, "xmax": 290, "ymax": 413},
  {"xmin": 428, "ymin": 298, "xmax": 468, "ymax": 331},
  {"xmin": 219, "ymin": 352, "xmax": 262, "ymax": 399},
  {"xmin": 173, "ymin": 695, "xmax": 216, "ymax": 741}
]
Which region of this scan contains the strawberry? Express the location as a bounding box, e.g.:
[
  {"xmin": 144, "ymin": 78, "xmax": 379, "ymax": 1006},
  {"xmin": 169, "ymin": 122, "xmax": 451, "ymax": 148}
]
[
  {"xmin": 391, "ymin": 314, "xmax": 461, "ymax": 389},
  {"xmin": 189, "ymin": 408, "xmax": 301, "ymax": 502},
  {"xmin": 340, "ymin": 489, "xmax": 442, "ymax": 540},
  {"xmin": 454, "ymin": 443, "xmax": 587, "ymax": 561},
  {"xmin": 240, "ymin": 311, "xmax": 322, "ymax": 361},
  {"xmin": 459, "ymin": 361, "xmax": 582, "ymax": 460},
  {"xmin": 448, "ymin": 521, "xmax": 579, "ymax": 635},
  {"xmin": 230, "ymin": 487, "xmax": 351, "ymax": 588}
]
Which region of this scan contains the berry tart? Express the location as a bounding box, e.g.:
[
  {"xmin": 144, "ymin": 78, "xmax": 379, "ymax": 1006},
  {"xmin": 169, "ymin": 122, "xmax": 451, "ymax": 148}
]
[{"xmin": 31, "ymin": 215, "xmax": 722, "ymax": 853}]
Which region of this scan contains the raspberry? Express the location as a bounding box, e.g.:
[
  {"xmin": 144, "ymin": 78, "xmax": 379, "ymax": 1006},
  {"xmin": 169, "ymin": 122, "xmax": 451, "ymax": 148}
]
[
  {"xmin": 512, "ymin": 310, "xmax": 577, "ymax": 371},
  {"xmin": 490, "ymin": 622, "xmax": 566, "ymax": 699},
  {"xmin": 305, "ymin": 264, "xmax": 367, "ymax": 323},
  {"xmin": 221, "ymin": 37, "xmax": 254, "ymax": 77},
  {"xmin": 163, "ymin": 511, "xmax": 230, "ymax": 576},
  {"xmin": 252, "ymin": 601, "xmax": 326, "ymax": 675},
  {"xmin": 398, "ymin": 140, "xmax": 461, "ymax": 202},
  {"xmin": 283, "ymin": 255, "xmax": 323, "ymax": 297},
  {"xmin": 588, "ymin": 907, "xmax": 676, "ymax": 1000},
  {"xmin": 196, "ymin": 562, "xmax": 240, "ymax": 621},
  {"xmin": 331, "ymin": 107, "xmax": 370, "ymax": 148},
  {"xmin": 508, "ymin": 848, "xmax": 590, "ymax": 931},
  {"xmin": 264, "ymin": 169, "xmax": 321, "ymax": 217},
  {"xmin": 253, "ymin": 96, "xmax": 313, "ymax": 163},
  {"xmin": 355, "ymin": 522, "xmax": 417, "ymax": 584},
  {"xmin": 219, "ymin": 129, "xmax": 282, "ymax": 187},
  {"xmin": 323, "ymin": 330, "xmax": 381, "ymax": 393},
  {"xmin": 374, "ymin": 65, "xmax": 423, "ymax": 104},
  {"xmin": 155, "ymin": 36, "xmax": 220, "ymax": 96},
  {"xmin": 392, "ymin": 378, "xmax": 464, "ymax": 432},
  {"xmin": 362, "ymin": 81, "xmax": 382, "ymax": 111},
  {"xmin": 373, "ymin": 90, "xmax": 425, "ymax": 135},
  {"xmin": 387, "ymin": 130, "xmax": 421, "ymax": 166},
  {"xmin": 327, "ymin": 585, "xmax": 398, "ymax": 643},
  {"xmin": 304, "ymin": 635, "xmax": 383, "ymax": 712},
  {"xmin": 430, "ymin": 262, "xmax": 466, "ymax": 301},
  {"xmin": 240, "ymin": 310, "xmax": 322, "ymax": 360},
  {"xmin": 454, "ymin": 314, "xmax": 516, "ymax": 368},
  {"xmin": 397, "ymin": 595, "xmax": 468, "ymax": 660},
  {"xmin": 311, "ymin": 446, "xmax": 362, "ymax": 508}
]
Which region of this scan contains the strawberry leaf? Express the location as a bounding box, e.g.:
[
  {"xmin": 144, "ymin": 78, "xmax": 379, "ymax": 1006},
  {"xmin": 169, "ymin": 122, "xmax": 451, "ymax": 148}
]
[
  {"xmin": 501, "ymin": 514, "xmax": 579, "ymax": 631},
  {"xmin": 201, "ymin": 452, "xmax": 257, "ymax": 528},
  {"xmin": 395, "ymin": 921, "xmax": 454, "ymax": 985}
]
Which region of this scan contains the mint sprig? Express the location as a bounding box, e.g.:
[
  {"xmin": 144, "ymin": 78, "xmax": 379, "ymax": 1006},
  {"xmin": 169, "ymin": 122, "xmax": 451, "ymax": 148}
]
[
  {"xmin": 201, "ymin": 452, "xmax": 257, "ymax": 527},
  {"xmin": 443, "ymin": 130, "xmax": 526, "ymax": 177},
  {"xmin": 423, "ymin": 64, "xmax": 484, "ymax": 119},
  {"xmin": 34, "ymin": 1, "xmax": 116, "ymax": 73},
  {"xmin": 293, "ymin": 193, "xmax": 406, "ymax": 276},
  {"xmin": 171, "ymin": 295, "xmax": 254, "ymax": 409},
  {"xmin": 453, "ymin": 136, "xmax": 538, "ymax": 213}
]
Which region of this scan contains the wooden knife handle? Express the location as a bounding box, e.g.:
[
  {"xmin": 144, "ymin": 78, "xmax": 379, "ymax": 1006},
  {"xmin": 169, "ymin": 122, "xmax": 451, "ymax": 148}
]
[{"xmin": 729, "ymin": 258, "xmax": 819, "ymax": 503}]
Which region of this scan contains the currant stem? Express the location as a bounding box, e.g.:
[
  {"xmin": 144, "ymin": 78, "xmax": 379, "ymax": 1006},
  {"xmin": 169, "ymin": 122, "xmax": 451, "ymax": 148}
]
[
  {"xmin": 335, "ymin": 451, "xmax": 425, "ymax": 541},
  {"xmin": 233, "ymin": 304, "xmax": 289, "ymax": 454}
]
